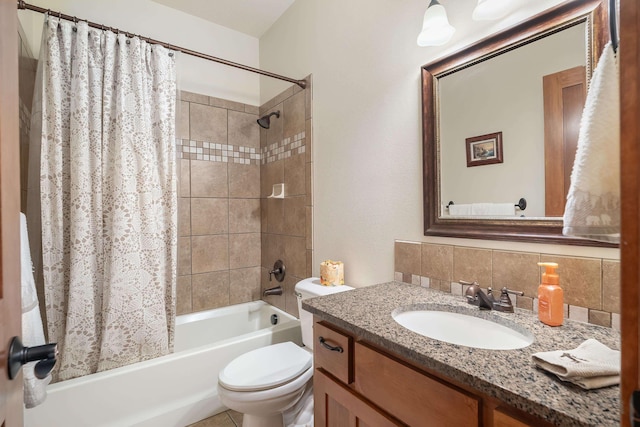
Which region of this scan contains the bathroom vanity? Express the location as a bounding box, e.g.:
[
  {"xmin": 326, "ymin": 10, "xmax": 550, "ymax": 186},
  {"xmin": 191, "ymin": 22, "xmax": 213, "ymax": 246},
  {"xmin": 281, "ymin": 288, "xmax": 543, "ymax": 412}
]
[{"xmin": 303, "ymin": 282, "xmax": 620, "ymax": 426}]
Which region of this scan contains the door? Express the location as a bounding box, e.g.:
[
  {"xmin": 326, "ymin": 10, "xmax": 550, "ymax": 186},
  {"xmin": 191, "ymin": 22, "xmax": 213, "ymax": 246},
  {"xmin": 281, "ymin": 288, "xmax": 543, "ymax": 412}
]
[
  {"xmin": 0, "ymin": 0, "xmax": 24, "ymax": 424},
  {"xmin": 542, "ymin": 66, "xmax": 586, "ymax": 217},
  {"xmin": 620, "ymin": 0, "xmax": 640, "ymax": 426}
]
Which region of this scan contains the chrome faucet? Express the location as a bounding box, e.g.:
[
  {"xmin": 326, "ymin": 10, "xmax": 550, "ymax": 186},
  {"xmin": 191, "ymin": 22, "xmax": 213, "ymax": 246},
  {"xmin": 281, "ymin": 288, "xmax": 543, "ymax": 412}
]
[{"xmin": 460, "ymin": 280, "xmax": 524, "ymax": 312}]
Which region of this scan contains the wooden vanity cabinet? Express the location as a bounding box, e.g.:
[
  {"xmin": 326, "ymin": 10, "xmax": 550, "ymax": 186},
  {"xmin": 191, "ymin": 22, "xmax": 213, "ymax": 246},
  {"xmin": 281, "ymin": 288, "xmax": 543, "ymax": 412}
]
[{"xmin": 313, "ymin": 319, "xmax": 553, "ymax": 427}]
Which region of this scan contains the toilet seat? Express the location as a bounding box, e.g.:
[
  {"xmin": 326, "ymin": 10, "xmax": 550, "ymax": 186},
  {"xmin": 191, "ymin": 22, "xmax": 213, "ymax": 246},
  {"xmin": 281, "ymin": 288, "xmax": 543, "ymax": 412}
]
[{"xmin": 218, "ymin": 342, "xmax": 312, "ymax": 392}]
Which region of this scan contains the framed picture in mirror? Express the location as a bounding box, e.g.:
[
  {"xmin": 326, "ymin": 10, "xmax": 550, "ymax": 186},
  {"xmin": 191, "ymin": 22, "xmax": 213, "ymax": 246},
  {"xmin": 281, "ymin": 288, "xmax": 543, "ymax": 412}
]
[{"xmin": 465, "ymin": 132, "xmax": 503, "ymax": 167}]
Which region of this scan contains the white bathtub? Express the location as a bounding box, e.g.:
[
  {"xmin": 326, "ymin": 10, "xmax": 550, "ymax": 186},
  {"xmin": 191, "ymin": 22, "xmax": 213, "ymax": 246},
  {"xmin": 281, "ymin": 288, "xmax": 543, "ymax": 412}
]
[{"xmin": 24, "ymin": 301, "xmax": 302, "ymax": 427}]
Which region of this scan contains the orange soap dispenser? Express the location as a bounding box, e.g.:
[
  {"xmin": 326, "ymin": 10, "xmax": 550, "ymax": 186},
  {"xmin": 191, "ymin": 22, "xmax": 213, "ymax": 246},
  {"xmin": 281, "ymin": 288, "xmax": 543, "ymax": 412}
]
[{"xmin": 537, "ymin": 262, "xmax": 563, "ymax": 326}]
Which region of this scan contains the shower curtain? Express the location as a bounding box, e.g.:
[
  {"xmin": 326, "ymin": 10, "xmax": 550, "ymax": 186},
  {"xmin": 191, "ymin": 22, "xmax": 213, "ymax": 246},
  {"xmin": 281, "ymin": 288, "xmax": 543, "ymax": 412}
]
[{"xmin": 35, "ymin": 16, "xmax": 177, "ymax": 381}]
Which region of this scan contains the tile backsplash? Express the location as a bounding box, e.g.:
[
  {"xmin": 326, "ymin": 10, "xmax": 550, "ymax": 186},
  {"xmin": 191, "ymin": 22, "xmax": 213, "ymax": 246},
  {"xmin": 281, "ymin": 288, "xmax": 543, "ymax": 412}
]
[{"xmin": 394, "ymin": 240, "xmax": 620, "ymax": 329}]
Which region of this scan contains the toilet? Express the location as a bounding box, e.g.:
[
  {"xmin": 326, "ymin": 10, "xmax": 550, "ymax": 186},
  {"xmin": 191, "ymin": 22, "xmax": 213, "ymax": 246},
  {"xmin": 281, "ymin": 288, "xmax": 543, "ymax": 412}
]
[{"xmin": 217, "ymin": 277, "xmax": 353, "ymax": 427}]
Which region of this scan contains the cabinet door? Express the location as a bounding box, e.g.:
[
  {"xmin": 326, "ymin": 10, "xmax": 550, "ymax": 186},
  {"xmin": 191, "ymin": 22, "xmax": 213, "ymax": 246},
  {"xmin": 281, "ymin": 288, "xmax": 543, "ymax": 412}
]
[{"xmin": 314, "ymin": 369, "xmax": 405, "ymax": 427}]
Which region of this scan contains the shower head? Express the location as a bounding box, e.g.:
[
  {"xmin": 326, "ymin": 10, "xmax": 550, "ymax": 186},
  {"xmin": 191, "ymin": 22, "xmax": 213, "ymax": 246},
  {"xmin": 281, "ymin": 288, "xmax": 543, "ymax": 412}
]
[{"xmin": 257, "ymin": 111, "xmax": 280, "ymax": 129}]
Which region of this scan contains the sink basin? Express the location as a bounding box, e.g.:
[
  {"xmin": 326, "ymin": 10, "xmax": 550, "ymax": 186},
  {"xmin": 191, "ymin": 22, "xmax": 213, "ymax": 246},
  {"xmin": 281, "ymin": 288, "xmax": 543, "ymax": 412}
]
[{"xmin": 392, "ymin": 309, "xmax": 534, "ymax": 350}]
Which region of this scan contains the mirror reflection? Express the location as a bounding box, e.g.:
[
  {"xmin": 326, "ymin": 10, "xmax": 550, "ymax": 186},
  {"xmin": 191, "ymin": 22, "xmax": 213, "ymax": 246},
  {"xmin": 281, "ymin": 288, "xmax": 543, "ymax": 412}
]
[{"xmin": 438, "ymin": 22, "xmax": 587, "ymax": 220}]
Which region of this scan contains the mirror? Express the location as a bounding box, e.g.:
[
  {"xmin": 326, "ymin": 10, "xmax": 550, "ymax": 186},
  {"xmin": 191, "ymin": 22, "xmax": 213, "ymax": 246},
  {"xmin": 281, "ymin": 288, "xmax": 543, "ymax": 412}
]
[{"xmin": 422, "ymin": 0, "xmax": 616, "ymax": 247}]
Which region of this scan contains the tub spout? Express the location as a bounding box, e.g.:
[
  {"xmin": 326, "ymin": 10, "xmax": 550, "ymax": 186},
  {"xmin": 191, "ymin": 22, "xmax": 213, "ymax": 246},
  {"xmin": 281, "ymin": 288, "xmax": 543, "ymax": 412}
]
[{"xmin": 263, "ymin": 286, "xmax": 283, "ymax": 296}]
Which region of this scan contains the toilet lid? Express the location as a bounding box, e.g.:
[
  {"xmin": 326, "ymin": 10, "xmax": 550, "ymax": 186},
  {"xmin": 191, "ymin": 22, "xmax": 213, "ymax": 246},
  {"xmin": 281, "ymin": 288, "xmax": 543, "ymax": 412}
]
[{"xmin": 218, "ymin": 342, "xmax": 312, "ymax": 392}]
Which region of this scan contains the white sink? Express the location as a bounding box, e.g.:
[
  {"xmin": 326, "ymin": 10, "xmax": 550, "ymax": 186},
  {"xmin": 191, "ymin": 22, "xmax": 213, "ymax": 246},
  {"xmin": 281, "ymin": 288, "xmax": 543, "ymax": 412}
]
[{"xmin": 392, "ymin": 309, "xmax": 534, "ymax": 350}]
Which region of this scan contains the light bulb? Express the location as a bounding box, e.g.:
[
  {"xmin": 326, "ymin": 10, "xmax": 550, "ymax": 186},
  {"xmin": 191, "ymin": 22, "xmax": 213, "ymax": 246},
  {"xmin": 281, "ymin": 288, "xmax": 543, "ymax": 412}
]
[
  {"xmin": 417, "ymin": 0, "xmax": 456, "ymax": 47},
  {"xmin": 472, "ymin": 0, "xmax": 513, "ymax": 21}
]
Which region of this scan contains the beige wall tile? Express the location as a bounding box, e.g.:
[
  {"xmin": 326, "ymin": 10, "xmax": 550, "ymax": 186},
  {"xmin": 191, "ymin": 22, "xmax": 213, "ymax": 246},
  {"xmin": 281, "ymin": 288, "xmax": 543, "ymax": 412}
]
[
  {"xmin": 283, "ymin": 90, "xmax": 305, "ymax": 139},
  {"xmin": 305, "ymin": 119, "xmax": 312, "ymax": 163},
  {"xmin": 492, "ymin": 251, "xmax": 540, "ymax": 298},
  {"xmin": 192, "ymin": 235, "xmax": 229, "ymax": 273},
  {"xmin": 180, "ymin": 90, "xmax": 208, "ymax": 104},
  {"xmin": 266, "ymin": 106, "xmax": 284, "ymax": 147},
  {"xmin": 245, "ymin": 105, "xmax": 259, "ymax": 115},
  {"xmin": 178, "ymin": 199, "xmax": 191, "ymax": 237},
  {"xmin": 284, "ymin": 235, "xmax": 306, "ymax": 278},
  {"xmin": 305, "ymin": 81, "xmax": 312, "ymax": 120},
  {"xmin": 602, "ymin": 260, "xmax": 620, "ymax": 314},
  {"xmin": 209, "ymin": 96, "xmax": 244, "ymax": 112},
  {"xmin": 190, "ymin": 103, "xmax": 227, "ymax": 143},
  {"xmin": 284, "ymin": 153, "xmax": 305, "ymax": 196},
  {"xmin": 229, "ymin": 199, "xmax": 261, "ymax": 233},
  {"xmin": 191, "ymin": 160, "xmax": 228, "ymax": 198},
  {"xmin": 229, "ymin": 233, "xmax": 261, "ymax": 269},
  {"xmin": 273, "ymin": 86, "xmax": 295, "ymax": 108},
  {"xmin": 421, "ymin": 243, "xmax": 453, "ymax": 282},
  {"xmin": 284, "ymin": 196, "xmax": 306, "ymax": 237},
  {"xmin": 191, "ymin": 198, "xmax": 229, "ymax": 235},
  {"xmin": 230, "ymin": 267, "xmax": 262, "ymax": 305},
  {"xmin": 540, "ymin": 255, "xmax": 602, "ymax": 310},
  {"xmin": 516, "ymin": 295, "xmax": 534, "ymax": 311},
  {"xmin": 306, "ymin": 206, "xmax": 312, "ymax": 250},
  {"xmin": 263, "ymin": 233, "xmax": 286, "ymax": 270},
  {"xmin": 261, "ymin": 199, "xmax": 268, "ymax": 232},
  {"xmin": 307, "ymin": 249, "xmax": 313, "ymax": 278},
  {"xmin": 192, "ymin": 271, "xmax": 230, "ymax": 311},
  {"xmin": 305, "ymin": 162, "xmax": 312, "ymax": 206},
  {"xmin": 589, "ymin": 309, "xmax": 611, "ymax": 327},
  {"xmin": 229, "ymin": 163, "xmax": 260, "ymax": 198},
  {"xmin": 395, "ymin": 241, "xmax": 422, "ymax": 275},
  {"xmin": 177, "ymin": 101, "xmax": 190, "ymax": 140},
  {"xmin": 180, "ymin": 159, "xmax": 190, "ymax": 197},
  {"xmin": 284, "ymin": 274, "xmax": 300, "ymax": 318},
  {"xmin": 266, "ymin": 198, "xmax": 284, "ymax": 234},
  {"xmin": 176, "ymin": 276, "xmax": 192, "ymax": 315},
  {"xmin": 453, "ymin": 247, "xmax": 492, "ymax": 287},
  {"xmin": 228, "ymin": 110, "xmax": 260, "ymax": 149},
  {"xmin": 178, "ymin": 237, "xmax": 191, "ymax": 276},
  {"xmin": 261, "ymin": 159, "xmax": 284, "ymax": 198}
]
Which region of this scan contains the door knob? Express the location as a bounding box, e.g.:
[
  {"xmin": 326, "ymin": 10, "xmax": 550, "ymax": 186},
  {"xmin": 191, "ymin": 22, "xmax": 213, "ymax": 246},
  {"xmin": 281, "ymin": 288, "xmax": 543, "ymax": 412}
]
[{"xmin": 7, "ymin": 336, "xmax": 58, "ymax": 380}]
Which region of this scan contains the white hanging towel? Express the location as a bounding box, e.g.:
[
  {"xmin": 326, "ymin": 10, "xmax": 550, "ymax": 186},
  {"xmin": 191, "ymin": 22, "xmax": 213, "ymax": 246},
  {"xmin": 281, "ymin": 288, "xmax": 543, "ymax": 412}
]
[
  {"xmin": 470, "ymin": 203, "xmax": 515, "ymax": 216},
  {"xmin": 563, "ymin": 43, "xmax": 620, "ymax": 243},
  {"xmin": 20, "ymin": 213, "xmax": 50, "ymax": 408}
]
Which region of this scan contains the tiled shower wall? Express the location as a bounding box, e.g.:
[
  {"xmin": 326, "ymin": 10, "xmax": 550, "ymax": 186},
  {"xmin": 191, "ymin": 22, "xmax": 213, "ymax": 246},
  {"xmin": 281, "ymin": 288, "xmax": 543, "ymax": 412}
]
[
  {"xmin": 177, "ymin": 76, "xmax": 313, "ymax": 317},
  {"xmin": 260, "ymin": 78, "xmax": 313, "ymax": 318},
  {"xmin": 176, "ymin": 92, "xmax": 263, "ymax": 314},
  {"xmin": 394, "ymin": 240, "xmax": 620, "ymax": 329}
]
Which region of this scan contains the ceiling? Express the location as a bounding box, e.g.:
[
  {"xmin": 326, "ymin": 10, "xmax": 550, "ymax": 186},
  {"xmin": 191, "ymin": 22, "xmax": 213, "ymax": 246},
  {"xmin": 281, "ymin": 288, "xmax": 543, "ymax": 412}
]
[{"xmin": 151, "ymin": 0, "xmax": 296, "ymax": 38}]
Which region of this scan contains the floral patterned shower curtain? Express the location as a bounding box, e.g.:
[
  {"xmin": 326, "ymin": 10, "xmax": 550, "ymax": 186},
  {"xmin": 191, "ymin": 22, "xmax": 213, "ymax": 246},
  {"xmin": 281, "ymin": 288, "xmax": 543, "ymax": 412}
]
[{"xmin": 36, "ymin": 16, "xmax": 177, "ymax": 381}]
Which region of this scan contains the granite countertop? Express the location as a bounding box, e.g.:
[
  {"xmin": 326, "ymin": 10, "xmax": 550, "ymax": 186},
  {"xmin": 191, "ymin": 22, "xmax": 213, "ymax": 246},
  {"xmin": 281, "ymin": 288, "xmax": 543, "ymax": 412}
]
[{"xmin": 302, "ymin": 281, "xmax": 620, "ymax": 427}]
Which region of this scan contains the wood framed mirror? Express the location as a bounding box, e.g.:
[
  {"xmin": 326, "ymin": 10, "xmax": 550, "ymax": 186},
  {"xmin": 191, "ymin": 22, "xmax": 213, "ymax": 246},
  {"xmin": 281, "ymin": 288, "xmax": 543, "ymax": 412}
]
[{"xmin": 421, "ymin": 0, "xmax": 616, "ymax": 247}]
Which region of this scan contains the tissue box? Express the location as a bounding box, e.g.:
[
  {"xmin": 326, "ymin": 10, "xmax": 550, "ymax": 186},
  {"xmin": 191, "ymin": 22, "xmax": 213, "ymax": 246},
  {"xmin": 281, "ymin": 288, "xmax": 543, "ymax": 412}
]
[{"xmin": 320, "ymin": 260, "xmax": 344, "ymax": 286}]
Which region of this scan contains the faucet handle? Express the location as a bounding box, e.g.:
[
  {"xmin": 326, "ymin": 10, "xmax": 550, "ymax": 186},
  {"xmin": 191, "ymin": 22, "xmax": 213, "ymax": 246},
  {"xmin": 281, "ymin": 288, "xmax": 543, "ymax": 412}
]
[{"xmin": 494, "ymin": 287, "xmax": 524, "ymax": 312}]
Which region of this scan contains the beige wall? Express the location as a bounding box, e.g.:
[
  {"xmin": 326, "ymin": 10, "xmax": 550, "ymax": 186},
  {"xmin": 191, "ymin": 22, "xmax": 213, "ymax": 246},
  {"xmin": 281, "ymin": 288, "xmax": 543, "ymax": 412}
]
[
  {"xmin": 259, "ymin": 0, "xmax": 620, "ymax": 288},
  {"xmin": 395, "ymin": 240, "xmax": 620, "ymax": 329}
]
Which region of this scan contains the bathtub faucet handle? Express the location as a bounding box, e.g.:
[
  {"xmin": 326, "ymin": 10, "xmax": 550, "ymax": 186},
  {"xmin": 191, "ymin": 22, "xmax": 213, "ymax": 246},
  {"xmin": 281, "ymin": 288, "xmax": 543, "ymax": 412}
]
[{"xmin": 268, "ymin": 260, "xmax": 286, "ymax": 283}]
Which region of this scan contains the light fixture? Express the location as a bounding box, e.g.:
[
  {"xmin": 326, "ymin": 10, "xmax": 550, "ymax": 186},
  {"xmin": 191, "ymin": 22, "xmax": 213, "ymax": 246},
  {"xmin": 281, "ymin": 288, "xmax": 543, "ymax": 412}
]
[
  {"xmin": 416, "ymin": 0, "xmax": 456, "ymax": 47},
  {"xmin": 472, "ymin": 0, "xmax": 513, "ymax": 21}
]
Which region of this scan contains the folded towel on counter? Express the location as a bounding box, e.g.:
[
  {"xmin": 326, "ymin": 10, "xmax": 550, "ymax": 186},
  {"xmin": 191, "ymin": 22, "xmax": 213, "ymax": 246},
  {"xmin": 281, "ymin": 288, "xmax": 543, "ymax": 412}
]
[
  {"xmin": 20, "ymin": 213, "xmax": 50, "ymax": 408},
  {"xmin": 532, "ymin": 339, "xmax": 620, "ymax": 390},
  {"xmin": 563, "ymin": 42, "xmax": 620, "ymax": 243}
]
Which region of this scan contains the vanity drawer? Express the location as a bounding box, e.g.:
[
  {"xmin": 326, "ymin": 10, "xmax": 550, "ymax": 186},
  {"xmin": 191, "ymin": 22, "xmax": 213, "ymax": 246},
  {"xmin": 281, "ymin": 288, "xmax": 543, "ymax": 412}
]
[
  {"xmin": 313, "ymin": 321, "xmax": 353, "ymax": 384},
  {"xmin": 354, "ymin": 341, "xmax": 479, "ymax": 427}
]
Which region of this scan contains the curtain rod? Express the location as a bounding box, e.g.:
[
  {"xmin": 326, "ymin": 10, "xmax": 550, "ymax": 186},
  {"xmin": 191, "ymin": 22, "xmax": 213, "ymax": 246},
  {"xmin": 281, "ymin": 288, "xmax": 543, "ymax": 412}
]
[{"xmin": 16, "ymin": 0, "xmax": 307, "ymax": 89}]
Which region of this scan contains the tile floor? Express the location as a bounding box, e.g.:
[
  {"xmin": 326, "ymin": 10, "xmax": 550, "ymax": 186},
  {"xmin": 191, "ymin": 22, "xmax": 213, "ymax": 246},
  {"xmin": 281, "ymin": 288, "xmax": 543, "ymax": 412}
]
[{"xmin": 188, "ymin": 410, "xmax": 243, "ymax": 427}]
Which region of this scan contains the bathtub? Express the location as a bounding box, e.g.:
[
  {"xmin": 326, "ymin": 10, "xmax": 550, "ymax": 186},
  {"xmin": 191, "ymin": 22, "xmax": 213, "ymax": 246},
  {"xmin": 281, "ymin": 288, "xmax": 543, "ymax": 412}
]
[{"xmin": 24, "ymin": 301, "xmax": 302, "ymax": 427}]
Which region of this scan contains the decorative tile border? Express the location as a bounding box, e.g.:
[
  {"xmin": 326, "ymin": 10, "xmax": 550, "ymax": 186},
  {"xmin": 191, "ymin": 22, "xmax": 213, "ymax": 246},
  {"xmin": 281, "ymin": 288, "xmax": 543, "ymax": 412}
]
[
  {"xmin": 176, "ymin": 139, "xmax": 260, "ymax": 164},
  {"xmin": 176, "ymin": 131, "xmax": 307, "ymax": 165},
  {"xmin": 261, "ymin": 131, "xmax": 306, "ymax": 164}
]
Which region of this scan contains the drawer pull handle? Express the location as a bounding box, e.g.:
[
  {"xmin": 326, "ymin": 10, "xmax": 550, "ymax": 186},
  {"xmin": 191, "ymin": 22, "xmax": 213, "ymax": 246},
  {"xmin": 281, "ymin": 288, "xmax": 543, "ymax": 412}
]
[{"xmin": 319, "ymin": 337, "xmax": 344, "ymax": 353}]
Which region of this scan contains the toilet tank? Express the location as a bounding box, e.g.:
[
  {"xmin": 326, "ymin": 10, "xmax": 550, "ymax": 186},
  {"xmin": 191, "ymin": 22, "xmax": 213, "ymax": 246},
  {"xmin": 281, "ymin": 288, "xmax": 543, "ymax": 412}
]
[{"xmin": 295, "ymin": 278, "xmax": 353, "ymax": 350}]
